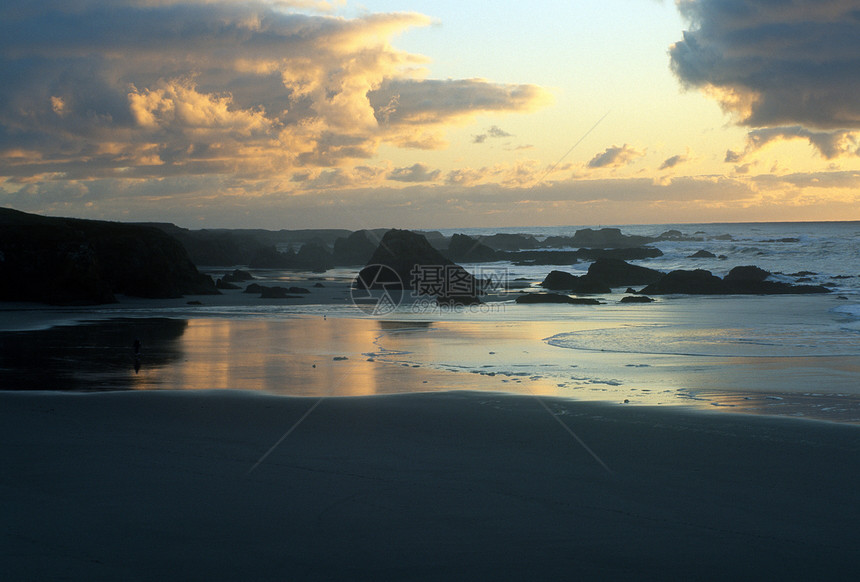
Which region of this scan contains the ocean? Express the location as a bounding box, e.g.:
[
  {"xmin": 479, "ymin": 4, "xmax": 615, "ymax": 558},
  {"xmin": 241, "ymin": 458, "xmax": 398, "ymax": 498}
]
[{"xmin": 1, "ymin": 221, "xmax": 858, "ymax": 423}]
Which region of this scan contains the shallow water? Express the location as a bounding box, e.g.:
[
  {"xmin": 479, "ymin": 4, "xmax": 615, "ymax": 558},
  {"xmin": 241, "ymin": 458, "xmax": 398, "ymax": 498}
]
[
  {"xmin": 2, "ymin": 221, "xmax": 859, "ymax": 423},
  {"xmin": 2, "ymin": 293, "xmax": 859, "ymax": 423}
]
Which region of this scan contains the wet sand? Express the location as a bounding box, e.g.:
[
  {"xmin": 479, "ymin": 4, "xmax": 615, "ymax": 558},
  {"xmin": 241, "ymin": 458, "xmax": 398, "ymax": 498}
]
[{"xmin": 2, "ymin": 389, "xmax": 858, "ymax": 580}]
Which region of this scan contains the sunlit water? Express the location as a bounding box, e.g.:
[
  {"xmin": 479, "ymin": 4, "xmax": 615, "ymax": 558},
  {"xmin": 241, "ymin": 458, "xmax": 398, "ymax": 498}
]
[{"xmin": 2, "ymin": 221, "xmax": 859, "ymax": 423}]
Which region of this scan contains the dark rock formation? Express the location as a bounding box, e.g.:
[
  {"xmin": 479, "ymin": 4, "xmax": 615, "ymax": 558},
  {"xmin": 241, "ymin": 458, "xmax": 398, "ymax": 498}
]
[
  {"xmin": 620, "ymin": 295, "xmax": 654, "ymax": 303},
  {"xmin": 223, "ymin": 269, "xmax": 254, "ymax": 283},
  {"xmin": 259, "ymin": 286, "xmax": 302, "ymax": 299},
  {"xmin": 294, "ymin": 242, "xmax": 334, "ymax": 272},
  {"xmin": 216, "ymin": 279, "xmax": 241, "ymax": 290},
  {"xmin": 723, "ymin": 266, "xmax": 830, "ymax": 294},
  {"xmin": 445, "ymin": 234, "xmax": 499, "ymax": 262},
  {"xmin": 478, "ymin": 233, "xmax": 540, "ymax": 251},
  {"xmin": 516, "ymin": 293, "xmax": 601, "ymax": 305},
  {"xmin": 0, "ymin": 208, "xmax": 217, "ymax": 304},
  {"xmin": 640, "ymin": 269, "xmax": 727, "ymax": 295},
  {"xmin": 586, "ymin": 259, "xmax": 663, "ymax": 287},
  {"xmin": 333, "ymin": 230, "xmax": 379, "ymax": 266},
  {"xmin": 540, "ymin": 270, "xmax": 611, "ymax": 294},
  {"xmin": 640, "ymin": 266, "xmax": 831, "ymax": 295},
  {"xmin": 541, "ymin": 270, "xmax": 579, "ymax": 290},
  {"xmin": 357, "ymin": 229, "xmax": 482, "ymax": 304},
  {"xmin": 247, "ymin": 242, "xmax": 332, "ymax": 271},
  {"xmin": 689, "ymin": 250, "xmax": 717, "ymax": 258},
  {"xmin": 248, "ymin": 246, "xmax": 297, "ymax": 268},
  {"xmin": 570, "ymin": 227, "xmax": 655, "ymax": 248}
]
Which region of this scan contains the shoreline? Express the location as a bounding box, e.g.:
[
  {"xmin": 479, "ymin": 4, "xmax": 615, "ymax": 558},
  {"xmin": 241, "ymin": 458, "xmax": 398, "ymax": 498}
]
[
  {"xmin": 3, "ymin": 389, "xmax": 858, "ymax": 580},
  {"xmin": 2, "ymin": 293, "xmax": 860, "ymax": 424}
]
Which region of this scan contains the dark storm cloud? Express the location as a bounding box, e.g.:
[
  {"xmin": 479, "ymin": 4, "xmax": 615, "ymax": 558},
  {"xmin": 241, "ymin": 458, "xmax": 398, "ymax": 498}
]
[
  {"xmin": 670, "ymin": 0, "xmax": 860, "ymax": 130},
  {"xmin": 725, "ymin": 126, "xmax": 860, "ymax": 161}
]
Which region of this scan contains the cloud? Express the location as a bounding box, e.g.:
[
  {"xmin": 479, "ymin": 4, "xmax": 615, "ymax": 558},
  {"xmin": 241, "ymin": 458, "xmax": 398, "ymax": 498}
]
[
  {"xmin": 0, "ymin": 0, "xmax": 550, "ymax": 188},
  {"xmin": 387, "ymin": 163, "xmax": 441, "ymax": 182},
  {"xmin": 726, "ymin": 126, "xmax": 860, "ymax": 162},
  {"xmin": 472, "ymin": 125, "xmax": 514, "ymax": 144},
  {"xmin": 659, "ymin": 153, "xmax": 691, "ymax": 170},
  {"xmin": 587, "ymin": 144, "xmax": 645, "ymax": 168},
  {"xmin": 670, "ymin": 0, "xmax": 860, "ymax": 130},
  {"xmin": 368, "ymin": 79, "xmax": 550, "ymax": 126}
]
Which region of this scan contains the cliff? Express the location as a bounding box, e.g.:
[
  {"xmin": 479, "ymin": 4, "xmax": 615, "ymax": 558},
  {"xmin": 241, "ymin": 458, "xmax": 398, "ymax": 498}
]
[{"xmin": 0, "ymin": 208, "xmax": 217, "ymax": 304}]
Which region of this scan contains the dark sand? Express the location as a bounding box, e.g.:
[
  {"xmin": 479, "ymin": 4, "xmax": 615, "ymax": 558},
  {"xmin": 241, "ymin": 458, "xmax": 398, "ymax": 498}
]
[{"xmin": 2, "ymin": 390, "xmax": 858, "ymax": 580}]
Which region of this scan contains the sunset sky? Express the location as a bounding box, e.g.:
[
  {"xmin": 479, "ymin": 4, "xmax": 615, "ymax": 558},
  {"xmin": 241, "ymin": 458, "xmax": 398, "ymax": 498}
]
[{"xmin": 1, "ymin": 0, "xmax": 859, "ymax": 229}]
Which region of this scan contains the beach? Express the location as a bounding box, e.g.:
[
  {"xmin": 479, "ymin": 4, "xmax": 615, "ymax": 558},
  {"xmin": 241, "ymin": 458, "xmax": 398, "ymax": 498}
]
[
  {"xmin": 2, "ymin": 221, "xmax": 860, "ymax": 579},
  {"xmin": 2, "ymin": 389, "xmax": 858, "ymax": 580}
]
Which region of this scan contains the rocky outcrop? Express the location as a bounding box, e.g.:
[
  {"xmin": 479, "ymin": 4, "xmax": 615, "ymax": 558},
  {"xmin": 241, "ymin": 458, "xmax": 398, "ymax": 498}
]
[
  {"xmin": 479, "ymin": 233, "xmax": 540, "ymax": 251},
  {"xmin": 248, "ymin": 242, "xmax": 333, "ymax": 271},
  {"xmin": 585, "ymin": 259, "xmax": 663, "ymax": 287},
  {"xmin": 640, "ymin": 266, "xmax": 831, "ymax": 295},
  {"xmin": 294, "ymin": 242, "xmax": 334, "ymax": 272},
  {"xmin": 357, "ymin": 229, "xmax": 482, "ymax": 304},
  {"xmin": 689, "ymin": 250, "xmax": 717, "ymax": 258},
  {"xmin": 620, "ymin": 295, "xmax": 654, "ymax": 303},
  {"xmin": 445, "ymin": 234, "xmax": 499, "ymax": 262},
  {"xmin": 570, "ymin": 227, "xmax": 655, "ymax": 248},
  {"xmin": 540, "ymin": 270, "xmax": 611, "ymax": 294},
  {"xmin": 0, "ymin": 208, "xmax": 217, "ymax": 304},
  {"xmin": 333, "ymin": 230, "xmax": 379, "ymax": 266},
  {"xmin": 222, "ymin": 269, "xmax": 254, "ymax": 283},
  {"xmin": 640, "ymin": 269, "xmax": 728, "ymax": 295}
]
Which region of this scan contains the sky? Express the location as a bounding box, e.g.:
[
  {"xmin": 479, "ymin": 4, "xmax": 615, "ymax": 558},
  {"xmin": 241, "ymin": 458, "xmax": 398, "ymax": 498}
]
[{"xmin": 1, "ymin": 0, "xmax": 859, "ymax": 229}]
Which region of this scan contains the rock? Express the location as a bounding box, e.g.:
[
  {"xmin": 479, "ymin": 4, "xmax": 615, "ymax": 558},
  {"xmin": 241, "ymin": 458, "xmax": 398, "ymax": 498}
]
[
  {"xmin": 541, "ymin": 270, "xmax": 579, "ymax": 290},
  {"xmin": 243, "ymin": 283, "xmax": 264, "ymax": 294},
  {"xmin": 0, "ymin": 208, "xmax": 217, "ymax": 304},
  {"xmin": 287, "ymin": 286, "xmax": 311, "ymax": 294},
  {"xmin": 223, "ymin": 269, "xmax": 254, "ymax": 283},
  {"xmin": 357, "ymin": 229, "xmax": 482, "ymax": 304},
  {"xmin": 723, "ymin": 266, "xmax": 829, "ymax": 294},
  {"xmin": 689, "ymin": 250, "xmax": 717, "ymax": 258},
  {"xmin": 445, "ymin": 234, "xmax": 499, "ymax": 262},
  {"xmin": 516, "ymin": 293, "xmax": 601, "ymax": 305},
  {"xmin": 540, "ymin": 270, "xmax": 611, "ymax": 293},
  {"xmin": 478, "ymin": 233, "xmax": 540, "ymax": 251},
  {"xmin": 640, "ymin": 269, "xmax": 728, "ymax": 295},
  {"xmin": 640, "ymin": 266, "xmax": 831, "ymax": 295},
  {"xmin": 248, "ymin": 246, "xmax": 297, "ymax": 268},
  {"xmin": 216, "ymin": 279, "xmax": 241, "ymax": 290},
  {"xmin": 259, "ymin": 286, "xmax": 302, "ymax": 299},
  {"xmin": 333, "ymin": 230, "xmax": 379, "ymax": 266},
  {"xmin": 294, "ymin": 242, "xmax": 334, "ymax": 272},
  {"xmin": 570, "ymin": 227, "xmax": 655, "ymax": 248},
  {"xmin": 620, "ymin": 295, "xmax": 654, "ymax": 303},
  {"xmin": 313, "ymin": 282, "xmax": 325, "ymax": 288},
  {"xmin": 586, "ymin": 259, "xmax": 663, "ymax": 287}
]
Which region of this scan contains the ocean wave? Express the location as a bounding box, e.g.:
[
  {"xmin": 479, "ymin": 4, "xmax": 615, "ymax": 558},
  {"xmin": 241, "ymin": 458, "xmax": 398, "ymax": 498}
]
[{"xmin": 545, "ymin": 324, "xmax": 860, "ymax": 358}]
